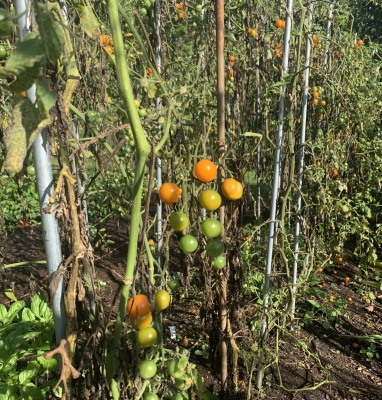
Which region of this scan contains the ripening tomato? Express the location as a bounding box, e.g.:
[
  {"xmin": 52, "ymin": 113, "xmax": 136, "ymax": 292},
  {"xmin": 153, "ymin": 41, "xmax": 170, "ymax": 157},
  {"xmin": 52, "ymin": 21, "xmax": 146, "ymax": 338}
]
[
  {"xmin": 143, "ymin": 393, "xmax": 159, "ymax": 400},
  {"xmin": 201, "ymin": 218, "xmax": 222, "ymax": 238},
  {"xmin": 129, "ymin": 311, "xmax": 152, "ymax": 329},
  {"xmin": 221, "ymin": 178, "xmax": 243, "ymax": 200},
  {"xmin": 139, "ymin": 360, "xmax": 157, "ymax": 379},
  {"xmin": 179, "ymin": 235, "xmax": 198, "ymax": 253},
  {"xmin": 206, "ymin": 239, "xmax": 224, "ymax": 258},
  {"xmin": 126, "ymin": 294, "xmax": 151, "ymax": 318},
  {"xmin": 155, "ymin": 290, "xmax": 171, "ymax": 311},
  {"xmin": 212, "ymin": 256, "xmax": 226, "ymax": 269},
  {"xmin": 137, "ymin": 327, "xmax": 158, "ymax": 348},
  {"xmin": 194, "ymin": 160, "xmax": 217, "ymax": 182},
  {"xmin": 169, "ymin": 212, "xmax": 189, "ymax": 231},
  {"xmin": 159, "ymin": 183, "xmax": 182, "ymax": 204},
  {"xmin": 199, "ymin": 189, "xmax": 221, "ymax": 211}
]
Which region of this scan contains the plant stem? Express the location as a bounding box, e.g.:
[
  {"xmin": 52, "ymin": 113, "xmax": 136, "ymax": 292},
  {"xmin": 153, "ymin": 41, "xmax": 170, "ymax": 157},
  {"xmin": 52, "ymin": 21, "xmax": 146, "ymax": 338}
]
[{"xmin": 106, "ymin": 0, "xmax": 151, "ymax": 385}]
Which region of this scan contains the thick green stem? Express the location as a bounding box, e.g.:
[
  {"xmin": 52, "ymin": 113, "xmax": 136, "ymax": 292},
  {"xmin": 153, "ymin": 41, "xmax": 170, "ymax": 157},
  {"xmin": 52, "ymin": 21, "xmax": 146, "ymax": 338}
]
[{"xmin": 106, "ymin": 0, "xmax": 150, "ymax": 384}]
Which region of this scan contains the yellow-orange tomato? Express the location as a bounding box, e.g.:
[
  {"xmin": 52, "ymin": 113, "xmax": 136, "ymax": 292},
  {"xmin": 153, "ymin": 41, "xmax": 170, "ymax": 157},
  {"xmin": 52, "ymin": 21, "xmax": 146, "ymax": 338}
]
[
  {"xmin": 247, "ymin": 28, "xmax": 257, "ymax": 37},
  {"xmin": 103, "ymin": 45, "xmax": 114, "ymax": 55},
  {"xmin": 155, "ymin": 290, "xmax": 171, "ymax": 311},
  {"xmin": 199, "ymin": 189, "xmax": 222, "ymax": 211},
  {"xmin": 129, "ymin": 311, "xmax": 153, "ymax": 329},
  {"xmin": 275, "ymin": 19, "xmax": 285, "ymax": 29},
  {"xmin": 221, "ymin": 178, "xmax": 243, "ymax": 200},
  {"xmin": 126, "ymin": 294, "xmax": 151, "ymax": 318},
  {"xmin": 101, "ymin": 34, "xmax": 109, "ymax": 45},
  {"xmin": 159, "ymin": 182, "xmax": 182, "ymax": 204},
  {"xmin": 194, "ymin": 159, "xmax": 217, "ymax": 183}
]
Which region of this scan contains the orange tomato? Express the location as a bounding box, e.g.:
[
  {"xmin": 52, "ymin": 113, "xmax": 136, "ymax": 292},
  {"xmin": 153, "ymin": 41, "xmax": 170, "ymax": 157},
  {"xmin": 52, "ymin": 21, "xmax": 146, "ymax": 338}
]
[
  {"xmin": 313, "ymin": 98, "xmax": 319, "ymax": 105},
  {"xmin": 328, "ymin": 295, "xmax": 334, "ymax": 302},
  {"xmin": 175, "ymin": 3, "xmax": 183, "ymax": 9},
  {"xmin": 317, "ymin": 114, "xmax": 324, "ymax": 121},
  {"xmin": 148, "ymin": 239, "xmax": 155, "ymax": 246},
  {"xmin": 101, "ymin": 34, "xmax": 109, "ymax": 45},
  {"xmin": 129, "ymin": 311, "xmax": 153, "ymax": 329},
  {"xmin": 146, "ymin": 67, "xmax": 153, "ymax": 77},
  {"xmin": 313, "ymin": 91, "xmax": 319, "ymax": 98},
  {"xmin": 16, "ymin": 91, "xmax": 27, "ymax": 97},
  {"xmin": 229, "ymin": 55, "xmax": 235, "ymax": 62},
  {"xmin": 247, "ymin": 28, "xmax": 257, "ymax": 37},
  {"xmin": 229, "ymin": 69, "xmax": 234, "ymax": 75},
  {"xmin": 221, "ymin": 178, "xmax": 243, "ymax": 200},
  {"xmin": 194, "ymin": 159, "xmax": 217, "ymax": 183},
  {"xmin": 178, "ymin": 12, "xmax": 185, "ymax": 19},
  {"xmin": 276, "ymin": 19, "xmax": 285, "ymax": 29},
  {"xmin": 159, "ymin": 182, "xmax": 182, "ymax": 204},
  {"xmin": 103, "ymin": 45, "xmax": 113, "ymax": 55},
  {"xmin": 357, "ymin": 39, "xmax": 363, "ymax": 46},
  {"xmin": 126, "ymin": 294, "xmax": 151, "ymax": 318}
]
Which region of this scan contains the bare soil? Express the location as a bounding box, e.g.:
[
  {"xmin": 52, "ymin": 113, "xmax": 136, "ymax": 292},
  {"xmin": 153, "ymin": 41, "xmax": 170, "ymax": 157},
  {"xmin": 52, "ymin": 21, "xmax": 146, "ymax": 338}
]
[{"xmin": 1, "ymin": 221, "xmax": 382, "ymax": 400}]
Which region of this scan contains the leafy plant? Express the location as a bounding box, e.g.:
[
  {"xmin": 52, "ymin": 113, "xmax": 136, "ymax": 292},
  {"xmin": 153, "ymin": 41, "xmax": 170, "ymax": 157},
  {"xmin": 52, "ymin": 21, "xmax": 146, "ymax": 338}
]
[{"xmin": 0, "ymin": 292, "xmax": 58, "ymax": 399}]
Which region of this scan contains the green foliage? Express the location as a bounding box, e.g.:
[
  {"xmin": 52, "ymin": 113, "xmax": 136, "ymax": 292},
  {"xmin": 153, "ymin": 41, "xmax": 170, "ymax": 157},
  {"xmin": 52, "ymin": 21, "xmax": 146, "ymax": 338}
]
[{"xmin": 0, "ymin": 292, "xmax": 57, "ymax": 399}]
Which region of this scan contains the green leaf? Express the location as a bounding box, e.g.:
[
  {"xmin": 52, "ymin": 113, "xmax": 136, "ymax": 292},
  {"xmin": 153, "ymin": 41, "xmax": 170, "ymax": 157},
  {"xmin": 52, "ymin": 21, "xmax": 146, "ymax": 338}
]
[
  {"xmin": 6, "ymin": 300, "xmax": 25, "ymax": 323},
  {"xmin": 36, "ymin": 75, "xmax": 57, "ymax": 112},
  {"xmin": 0, "ymin": 37, "xmax": 45, "ymax": 78},
  {"xmin": 147, "ymin": 82, "xmax": 158, "ymax": 99},
  {"xmin": 323, "ymin": 321, "xmax": 330, "ymax": 329},
  {"xmin": 4, "ymin": 96, "xmax": 52, "ymax": 176},
  {"xmin": 0, "ymin": 304, "xmax": 7, "ymax": 321},
  {"xmin": 35, "ymin": 3, "xmax": 64, "ymax": 63},
  {"xmin": 19, "ymin": 382, "xmax": 44, "ymax": 400},
  {"xmin": 177, "ymin": 356, "xmax": 188, "ymax": 372},
  {"xmin": 4, "ymin": 291, "xmax": 17, "ymax": 302},
  {"xmin": 31, "ymin": 292, "xmax": 52, "ymax": 322},
  {"xmin": 243, "ymin": 132, "xmax": 262, "ymax": 138},
  {"xmin": 37, "ymin": 355, "xmax": 59, "ymax": 370},
  {"xmin": 19, "ymin": 369, "xmax": 36, "ymax": 385},
  {"xmin": 75, "ymin": 1, "xmax": 101, "ymax": 40},
  {"xmin": 307, "ymin": 299, "xmax": 321, "ymax": 308},
  {"xmin": 22, "ymin": 308, "xmax": 36, "ymax": 322}
]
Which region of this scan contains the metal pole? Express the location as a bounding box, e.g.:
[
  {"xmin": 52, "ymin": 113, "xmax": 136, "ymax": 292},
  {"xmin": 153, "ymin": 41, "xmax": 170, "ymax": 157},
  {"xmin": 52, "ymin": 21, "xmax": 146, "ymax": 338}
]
[
  {"xmin": 14, "ymin": 0, "xmax": 66, "ymax": 343},
  {"xmin": 257, "ymin": 0, "xmax": 294, "ymax": 388},
  {"xmin": 155, "ymin": 0, "xmax": 163, "ymax": 266}
]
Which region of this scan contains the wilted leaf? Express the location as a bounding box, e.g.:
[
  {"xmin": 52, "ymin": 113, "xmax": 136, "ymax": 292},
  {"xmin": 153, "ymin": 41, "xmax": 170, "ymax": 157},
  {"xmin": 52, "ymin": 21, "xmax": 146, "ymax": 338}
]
[
  {"xmin": 75, "ymin": 1, "xmax": 101, "ymax": 40},
  {"xmin": 4, "ymin": 291, "xmax": 17, "ymax": 302}
]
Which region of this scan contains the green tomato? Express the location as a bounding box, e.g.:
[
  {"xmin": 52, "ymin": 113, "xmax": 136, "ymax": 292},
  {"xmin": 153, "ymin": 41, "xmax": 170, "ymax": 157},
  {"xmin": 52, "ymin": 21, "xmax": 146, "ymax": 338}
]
[
  {"xmin": 95, "ymin": 115, "xmax": 103, "ymax": 124},
  {"xmin": 143, "ymin": 0, "xmax": 151, "ymax": 8},
  {"xmin": 0, "ymin": 9, "xmax": 13, "ymax": 39},
  {"xmin": 139, "ymin": 360, "xmax": 157, "ymax": 379},
  {"xmin": 128, "ymin": 139, "xmax": 135, "ymax": 148},
  {"xmin": 143, "ymin": 394, "xmax": 159, "ymax": 400},
  {"xmin": 206, "ymin": 239, "xmax": 224, "ymax": 258},
  {"xmin": 195, "ymin": 4, "xmax": 202, "ymax": 11},
  {"xmin": 199, "ymin": 189, "xmax": 221, "ymax": 211},
  {"xmin": 179, "ymin": 235, "xmax": 198, "ymax": 253},
  {"xmin": 27, "ymin": 165, "xmax": 36, "ymax": 176},
  {"xmin": 167, "ymin": 359, "xmax": 185, "ymax": 378},
  {"xmin": 169, "ymin": 212, "xmax": 189, "ymax": 231},
  {"xmin": 0, "ymin": 44, "xmax": 6, "ymax": 60},
  {"xmin": 212, "ymin": 256, "xmax": 226, "ymax": 269},
  {"xmin": 168, "ymin": 278, "xmax": 180, "ymax": 291},
  {"xmin": 201, "ymin": 218, "xmax": 222, "ymax": 238},
  {"xmin": 86, "ymin": 110, "xmax": 97, "ymax": 122},
  {"xmin": 140, "ymin": 8, "xmax": 148, "ymax": 16},
  {"xmin": 138, "ymin": 108, "xmax": 147, "ymax": 118}
]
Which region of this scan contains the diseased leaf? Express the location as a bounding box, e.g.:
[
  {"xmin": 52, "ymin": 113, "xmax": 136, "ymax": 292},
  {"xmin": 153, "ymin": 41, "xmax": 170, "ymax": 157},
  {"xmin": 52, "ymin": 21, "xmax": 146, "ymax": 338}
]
[
  {"xmin": 36, "ymin": 3, "xmax": 64, "ymax": 63},
  {"xmin": 75, "ymin": 1, "xmax": 101, "ymax": 40}
]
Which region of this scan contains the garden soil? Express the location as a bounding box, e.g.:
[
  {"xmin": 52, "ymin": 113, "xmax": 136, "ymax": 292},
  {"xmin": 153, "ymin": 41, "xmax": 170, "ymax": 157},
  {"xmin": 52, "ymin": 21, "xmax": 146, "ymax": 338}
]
[{"xmin": 1, "ymin": 221, "xmax": 382, "ymax": 400}]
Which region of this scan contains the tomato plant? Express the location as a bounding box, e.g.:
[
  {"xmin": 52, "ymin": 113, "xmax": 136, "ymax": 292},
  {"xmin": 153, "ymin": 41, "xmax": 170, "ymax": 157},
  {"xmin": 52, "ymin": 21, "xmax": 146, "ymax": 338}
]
[
  {"xmin": 179, "ymin": 235, "xmax": 198, "ymax": 253},
  {"xmin": 199, "ymin": 189, "xmax": 221, "ymax": 211},
  {"xmin": 201, "ymin": 218, "xmax": 222, "ymax": 238}
]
